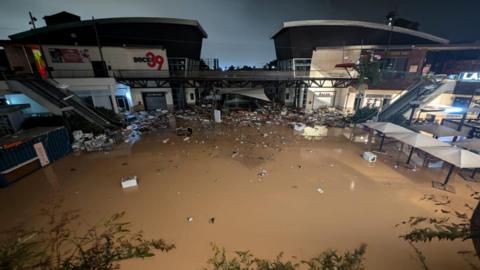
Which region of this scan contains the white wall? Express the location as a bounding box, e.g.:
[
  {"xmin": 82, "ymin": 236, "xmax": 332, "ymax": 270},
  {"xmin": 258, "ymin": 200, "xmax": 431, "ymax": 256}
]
[
  {"xmin": 307, "ymin": 48, "xmax": 362, "ymax": 111},
  {"xmin": 54, "ymin": 77, "xmax": 119, "ymax": 112},
  {"xmin": 130, "ymin": 88, "xmax": 174, "ymax": 109}
]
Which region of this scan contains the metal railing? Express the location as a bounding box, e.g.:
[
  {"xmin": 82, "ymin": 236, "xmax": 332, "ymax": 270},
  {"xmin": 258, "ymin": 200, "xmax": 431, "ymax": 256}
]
[
  {"xmin": 38, "ymin": 69, "xmax": 354, "ymax": 80},
  {"xmin": 113, "ymin": 69, "xmax": 353, "ymax": 80}
]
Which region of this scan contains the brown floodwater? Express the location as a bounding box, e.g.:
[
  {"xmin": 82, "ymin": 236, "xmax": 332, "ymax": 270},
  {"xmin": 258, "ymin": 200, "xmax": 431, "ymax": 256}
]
[{"xmin": 1, "ymin": 121, "xmax": 479, "ymax": 269}]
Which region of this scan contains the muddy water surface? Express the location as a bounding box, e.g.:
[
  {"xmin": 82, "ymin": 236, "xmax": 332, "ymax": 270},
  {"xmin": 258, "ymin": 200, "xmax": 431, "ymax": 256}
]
[{"xmin": 0, "ymin": 122, "xmax": 479, "ymax": 269}]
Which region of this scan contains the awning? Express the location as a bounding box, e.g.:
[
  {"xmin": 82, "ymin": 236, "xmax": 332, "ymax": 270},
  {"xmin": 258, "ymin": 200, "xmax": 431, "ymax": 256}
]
[
  {"xmin": 412, "ymin": 123, "xmax": 467, "ymax": 138},
  {"xmin": 362, "ymin": 122, "xmax": 414, "ymax": 134},
  {"xmin": 216, "ymin": 88, "xmax": 270, "ymax": 101},
  {"xmin": 453, "ymin": 139, "xmax": 480, "ymax": 152},
  {"xmin": 389, "ymin": 133, "xmax": 451, "ymax": 148},
  {"xmin": 419, "ymin": 146, "xmax": 480, "ymax": 169}
]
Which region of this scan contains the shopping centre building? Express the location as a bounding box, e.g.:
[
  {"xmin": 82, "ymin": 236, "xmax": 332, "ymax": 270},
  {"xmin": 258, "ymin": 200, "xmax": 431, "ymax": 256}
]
[
  {"xmin": 3, "ymin": 13, "xmax": 480, "ymax": 128},
  {"xmin": 271, "ymin": 20, "xmax": 480, "ymax": 116},
  {"xmin": 0, "ymin": 11, "xmax": 207, "ymax": 114}
]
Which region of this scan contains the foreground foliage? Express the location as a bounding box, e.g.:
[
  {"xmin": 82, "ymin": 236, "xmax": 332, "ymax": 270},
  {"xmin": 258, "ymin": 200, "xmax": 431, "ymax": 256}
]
[
  {"xmin": 0, "ymin": 205, "xmax": 174, "ymax": 270},
  {"xmin": 399, "ymin": 194, "xmax": 478, "ymax": 242},
  {"xmin": 205, "ymin": 243, "xmax": 367, "ymax": 270},
  {"xmin": 398, "ymin": 193, "xmax": 480, "ymax": 269}
]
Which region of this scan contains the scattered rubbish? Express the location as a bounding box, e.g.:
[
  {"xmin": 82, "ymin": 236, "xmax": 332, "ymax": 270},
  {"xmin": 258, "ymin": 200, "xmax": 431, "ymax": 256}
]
[
  {"xmin": 70, "ymin": 168, "xmax": 76, "ymax": 172},
  {"xmin": 232, "ymin": 151, "xmax": 239, "ymax": 158},
  {"xmin": 209, "ymin": 217, "xmax": 215, "ymax": 224},
  {"xmin": 292, "ymin": 122, "xmax": 306, "ymax": 135},
  {"xmin": 258, "ymin": 169, "xmax": 268, "ymax": 177},
  {"xmin": 162, "ymin": 138, "xmax": 170, "ymax": 144},
  {"xmin": 121, "ymin": 162, "xmax": 128, "ymax": 166},
  {"xmin": 187, "ymin": 217, "xmax": 194, "ymax": 223},
  {"xmin": 72, "ymin": 130, "xmax": 116, "ymax": 152},
  {"xmin": 362, "ymin": 151, "xmax": 377, "ymax": 163},
  {"xmin": 317, "ymin": 187, "xmax": 325, "ymax": 194},
  {"xmin": 291, "ymin": 185, "xmax": 298, "ymax": 189},
  {"xmin": 183, "ymin": 137, "xmax": 190, "ymax": 141},
  {"xmin": 176, "ymin": 127, "xmax": 193, "ymax": 136},
  {"xmin": 302, "ymin": 125, "xmax": 328, "ymax": 140},
  {"xmin": 124, "ymin": 130, "xmax": 141, "ymax": 145},
  {"xmin": 121, "ymin": 176, "xmax": 138, "ymax": 189}
]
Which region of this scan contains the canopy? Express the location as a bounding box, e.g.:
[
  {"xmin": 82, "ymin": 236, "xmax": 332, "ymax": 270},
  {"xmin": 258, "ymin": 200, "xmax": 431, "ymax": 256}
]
[
  {"xmin": 418, "ymin": 146, "xmax": 480, "ymax": 169},
  {"xmin": 362, "ymin": 122, "xmax": 414, "ymax": 134},
  {"xmin": 453, "ymin": 139, "xmax": 480, "ymax": 152},
  {"xmin": 412, "ymin": 123, "xmax": 467, "ymax": 138},
  {"xmin": 216, "ymin": 88, "xmax": 270, "ymax": 101},
  {"xmin": 389, "ymin": 133, "xmax": 451, "ymax": 148}
]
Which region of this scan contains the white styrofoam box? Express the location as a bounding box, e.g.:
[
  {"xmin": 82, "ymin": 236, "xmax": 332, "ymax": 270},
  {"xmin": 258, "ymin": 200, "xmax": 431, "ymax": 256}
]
[
  {"xmin": 362, "ymin": 151, "xmax": 377, "ymax": 163},
  {"xmin": 121, "ymin": 176, "xmax": 138, "ymax": 189}
]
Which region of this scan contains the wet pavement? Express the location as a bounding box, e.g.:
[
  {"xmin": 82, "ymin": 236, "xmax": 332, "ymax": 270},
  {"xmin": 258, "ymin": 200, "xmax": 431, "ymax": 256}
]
[{"xmin": 0, "ymin": 121, "xmax": 479, "ymax": 269}]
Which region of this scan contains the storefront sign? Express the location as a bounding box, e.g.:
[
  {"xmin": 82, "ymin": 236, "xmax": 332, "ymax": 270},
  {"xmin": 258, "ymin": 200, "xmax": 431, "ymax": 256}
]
[
  {"xmin": 459, "ymin": 72, "xmax": 480, "ymax": 81},
  {"xmin": 133, "ymin": 51, "xmax": 164, "ymax": 70},
  {"xmin": 48, "ymin": 48, "xmax": 90, "ymax": 63},
  {"xmin": 315, "ymin": 92, "xmax": 334, "ymax": 97}
]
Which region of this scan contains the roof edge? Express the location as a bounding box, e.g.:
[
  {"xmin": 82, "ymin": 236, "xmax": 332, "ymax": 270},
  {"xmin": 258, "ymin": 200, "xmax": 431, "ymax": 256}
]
[
  {"xmin": 9, "ymin": 16, "xmax": 208, "ymax": 40},
  {"xmin": 271, "ymin": 20, "xmax": 449, "ymax": 45}
]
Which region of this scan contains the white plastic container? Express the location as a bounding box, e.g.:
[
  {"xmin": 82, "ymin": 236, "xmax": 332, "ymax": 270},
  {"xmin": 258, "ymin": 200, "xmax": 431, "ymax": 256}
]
[{"xmin": 362, "ymin": 151, "xmax": 377, "ymax": 163}]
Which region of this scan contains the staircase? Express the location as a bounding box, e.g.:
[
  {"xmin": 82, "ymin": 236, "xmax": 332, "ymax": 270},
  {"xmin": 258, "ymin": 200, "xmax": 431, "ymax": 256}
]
[
  {"xmin": 10, "ymin": 78, "xmax": 122, "ymax": 130},
  {"xmin": 378, "ymin": 75, "xmax": 452, "ymax": 122}
]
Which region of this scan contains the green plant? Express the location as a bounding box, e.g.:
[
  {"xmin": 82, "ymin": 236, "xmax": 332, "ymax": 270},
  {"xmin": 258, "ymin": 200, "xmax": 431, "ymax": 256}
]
[
  {"xmin": 354, "ymin": 54, "xmax": 381, "ymax": 87},
  {"xmin": 0, "ymin": 205, "xmax": 174, "ymax": 270},
  {"xmin": 397, "ymin": 193, "xmax": 480, "ymax": 269},
  {"xmin": 204, "ymin": 243, "xmax": 367, "ymax": 270}
]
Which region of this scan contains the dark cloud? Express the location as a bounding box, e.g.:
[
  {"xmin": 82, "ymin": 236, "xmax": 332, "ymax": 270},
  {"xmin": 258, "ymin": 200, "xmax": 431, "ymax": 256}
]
[{"xmin": 1, "ymin": 0, "xmax": 479, "ymax": 68}]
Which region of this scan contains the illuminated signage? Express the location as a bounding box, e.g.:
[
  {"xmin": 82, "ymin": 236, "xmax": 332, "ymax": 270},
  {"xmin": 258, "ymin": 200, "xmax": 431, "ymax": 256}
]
[
  {"xmin": 133, "ymin": 51, "xmax": 164, "ymax": 70},
  {"xmin": 315, "ymin": 92, "xmax": 334, "ymax": 97},
  {"xmin": 32, "ymin": 48, "xmax": 48, "ymax": 79},
  {"xmin": 460, "ymin": 72, "xmax": 480, "ymax": 81}
]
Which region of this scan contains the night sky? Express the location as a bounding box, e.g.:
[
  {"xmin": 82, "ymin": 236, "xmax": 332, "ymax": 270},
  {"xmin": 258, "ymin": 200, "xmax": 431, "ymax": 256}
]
[{"xmin": 1, "ymin": 0, "xmax": 479, "ymax": 68}]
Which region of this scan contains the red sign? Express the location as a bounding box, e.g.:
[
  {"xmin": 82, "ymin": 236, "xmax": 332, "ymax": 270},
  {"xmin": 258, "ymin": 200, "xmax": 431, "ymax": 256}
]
[{"xmin": 133, "ymin": 51, "xmax": 165, "ymax": 70}]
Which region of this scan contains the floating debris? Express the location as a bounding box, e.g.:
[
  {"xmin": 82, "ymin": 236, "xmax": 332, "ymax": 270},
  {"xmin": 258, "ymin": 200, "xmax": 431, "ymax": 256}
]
[
  {"xmin": 121, "ymin": 176, "xmax": 138, "ymax": 189},
  {"xmin": 258, "ymin": 169, "xmax": 268, "ymax": 177}
]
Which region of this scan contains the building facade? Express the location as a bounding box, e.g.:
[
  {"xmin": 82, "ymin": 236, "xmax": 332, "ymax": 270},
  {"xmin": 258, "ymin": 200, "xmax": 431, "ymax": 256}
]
[
  {"xmin": 271, "ymin": 20, "xmax": 480, "ymax": 115},
  {"xmin": 0, "ymin": 12, "xmax": 207, "ymax": 114}
]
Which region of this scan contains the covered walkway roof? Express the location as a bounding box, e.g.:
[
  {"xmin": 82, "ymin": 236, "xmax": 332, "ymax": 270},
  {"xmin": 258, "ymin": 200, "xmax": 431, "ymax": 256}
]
[{"xmin": 412, "ymin": 123, "xmax": 468, "ymax": 138}]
